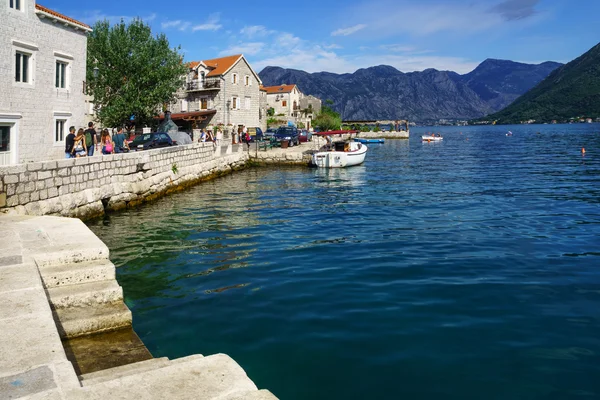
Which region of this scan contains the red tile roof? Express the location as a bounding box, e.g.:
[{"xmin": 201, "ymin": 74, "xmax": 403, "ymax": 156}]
[
  {"xmin": 263, "ymin": 84, "xmax": 297, "ymax": 94},
  {"xmin": 35, "ymin": 4, "xmax": 91, "ymax": 30},
  {"xmin": 189, "ymin": 54, "xmax": 242, "ymax": 77}
]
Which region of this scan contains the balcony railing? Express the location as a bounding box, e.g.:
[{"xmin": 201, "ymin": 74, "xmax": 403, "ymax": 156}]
[{"xmin": 186, "ymin": 79, "xmax": 221, "ymax": 91}]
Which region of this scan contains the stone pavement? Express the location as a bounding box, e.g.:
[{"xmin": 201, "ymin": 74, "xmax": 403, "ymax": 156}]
[{"xmin": 0, "ymin": 214, "xmax": 277, "ymax": 399}]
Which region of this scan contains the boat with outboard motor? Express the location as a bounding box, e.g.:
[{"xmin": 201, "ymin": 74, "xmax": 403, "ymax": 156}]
[
  {"xmin": 311, "ymin": 130, "xmax": 368, "ymax": 168},
  {"xmin": 422, "ymin": 134, "xmax": 443, "ymax": 142},
  {"xmin": 353, "ymin": 138, "xmax": 385, "ymax": 144}
]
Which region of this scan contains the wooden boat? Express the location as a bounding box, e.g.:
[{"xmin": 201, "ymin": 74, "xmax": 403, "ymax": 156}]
[
  {"xmin": 312, "ymin": 130, "xmax": 368, "ymax": 168},
  {"xmin": 421, "ymin": 135, "xmax": 443, "ymax": 142},
  {"xmin": 354, "ymin": 138, "xmax": 385, "ymax": 144}
]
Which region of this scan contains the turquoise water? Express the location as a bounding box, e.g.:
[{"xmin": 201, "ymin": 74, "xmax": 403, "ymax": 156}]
[{"xmin": 87, "ymin": 124, "xmax": 600, "ymax": 400}]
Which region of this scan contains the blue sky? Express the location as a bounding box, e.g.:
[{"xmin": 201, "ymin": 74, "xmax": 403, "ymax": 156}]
[{"xmin": 54, "ymin": 0, "xmax": 600, "ymax": 74}]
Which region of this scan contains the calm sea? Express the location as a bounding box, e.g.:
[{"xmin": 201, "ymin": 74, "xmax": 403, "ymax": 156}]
[{"xmin": 87, "ymin": 124, "xmax": 600, "ymax": 400}]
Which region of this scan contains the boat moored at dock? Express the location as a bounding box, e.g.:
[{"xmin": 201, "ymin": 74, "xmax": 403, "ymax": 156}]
[{"xmin": 312, "ymin": 131, "xmax": 368, "ymax": 168}]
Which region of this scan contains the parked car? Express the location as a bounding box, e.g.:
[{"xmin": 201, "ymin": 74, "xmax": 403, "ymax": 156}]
[
  {"xmin": 264, "ymin": 128, "xmax": 276, "ymax": 139},
  {"xmin": 129, "ymin": 132, "xmax": 174, "ymax": 151},
  {"xmin": 274, "ymin": 127, "xmax": 300, "ymax": 146},
  {"xmin": 299, "ymin": 130, "xmax": 312, "ymax": 142},
  {"xmin": 247, "ymin": 127, "xmax": 264, "ymax": 142}
]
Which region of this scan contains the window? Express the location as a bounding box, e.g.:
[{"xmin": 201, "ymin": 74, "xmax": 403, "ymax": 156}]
[
  {"xmin": 232, "ymin": 97, "xmax": 238, "ymax": 110},
  {"xmin": 55, "ymin": 61, "xmax": 67, "ymax": 88},
  {"xmin": 245, "ymin": 97, "xmax": 251, "ymax": 110},
  {"xmin": 232, "ymin": 73, "xmax": 238, "ymax": 84},
  {"xmin": 15, "ymin": 52, "xmax": 30, "ymax": 83},
  {"xmin": 245, "ymin": 75, "xmax": 251, "ymax": 86},
  {"xmin": 0, "ymin": 126, "xmax": 10, "ymax": 153},
  {"xmin": 200, "ymin": 98, "xmax": 208, "ymax": 110},
  {"xmin": 282, "ymin": 100, "xmax": 287, "ymax": 107},
  {"xmin": 181, "ymin": 99, "xmax": 188, "ymax": 112},
  {"xmin": 55, "ymin": 119, "xmax": 66, "ymax": 142},
  {"xmin": 9, "ymin": 0, "xmax": 21, "ymax": 10}
]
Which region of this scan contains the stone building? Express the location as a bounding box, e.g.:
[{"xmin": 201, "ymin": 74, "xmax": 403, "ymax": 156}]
[
  {"xmin": 0, "ymin": 0, "xmax": 90, "ymax": 165},
  {"xmin": 264, "ymin": 84, "xmax": 302, "ymax": 119},
  {"xmin": 168, "ymin": 54, "xmax": 263, "ymax": 139},
  {"xmin": 263, "ymin": 85, "xmax": 321, "ymax": 130}
]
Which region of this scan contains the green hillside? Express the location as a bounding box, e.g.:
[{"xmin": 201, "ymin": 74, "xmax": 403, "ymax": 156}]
[{"xmin": 485, "ymin": 42, "xmax": 600, "ymax": 124}]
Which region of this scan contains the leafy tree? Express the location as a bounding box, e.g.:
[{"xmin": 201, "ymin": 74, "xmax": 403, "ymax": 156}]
[
  {"xmin": 86, "ymin": 19, "xmax": 186, "ymax": 128},
  {"xmin": 267, "ymin": 107, "xmax": 275, "ymax": 117}
]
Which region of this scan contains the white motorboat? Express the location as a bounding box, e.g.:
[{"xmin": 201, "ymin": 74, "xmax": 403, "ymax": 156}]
[
  {"xmin": 422, "ymin": 135, "xmax": 443, "ymax": 142},
  {"xmin": 312, "ymin": 131, "xmax": 368, "ymax": 168}
]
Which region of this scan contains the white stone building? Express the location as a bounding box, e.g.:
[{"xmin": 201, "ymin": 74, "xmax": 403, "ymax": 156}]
[
  {"xmin": 168, "ymin": 54, "xmax": 264, "ymax": 138},
  {"xmin": 264, "ymin": 84, "xmax": 302, "ymax": 119},
  {"xmin": 263, "ymin": 85, "xmax": 321, "ymax": 130},
  {"xmin": 0, "ymin": 0, "xmax": 90, "ymax": 165}
]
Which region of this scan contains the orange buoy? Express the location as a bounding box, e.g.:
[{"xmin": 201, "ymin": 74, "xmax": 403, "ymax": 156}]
[{"xmin": 582, "ymin": 147, "xmax": 586, "ymax": 154}]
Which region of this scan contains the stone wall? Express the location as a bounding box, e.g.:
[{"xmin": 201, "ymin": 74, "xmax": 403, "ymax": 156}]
[{"xmin": 0, "ymin": 143, "xmax": 249, "ymax": 219}]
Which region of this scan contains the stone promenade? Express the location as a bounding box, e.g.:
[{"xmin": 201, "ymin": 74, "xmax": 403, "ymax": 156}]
[{"xmin": 0, "ymin": 214, "xmax": 277, "ymax": 399}]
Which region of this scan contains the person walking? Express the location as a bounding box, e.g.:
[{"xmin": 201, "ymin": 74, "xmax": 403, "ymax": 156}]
[
  {"xmin": 243, "ymin": 125, "xmax": 250, "ymax": 149},
  {"xmin": 100, "ymin": 129, "xmax": 114, "ymax": 154},
  {"xmin": 72, "ymin": 128, "xmax": 87, "ymax": 158},
  {"xmin": 65, "ymin": 126, "xmax": 76, "ymax": 158},
  {"xmin": 84, "ymin": 122, "xmax": 97, "ymax": 157},
  {"xmin": 113, "ymin": 126, "xmax": 126, "ymax": 153}
]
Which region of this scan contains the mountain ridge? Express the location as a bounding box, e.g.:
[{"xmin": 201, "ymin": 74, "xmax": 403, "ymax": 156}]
[
  {"xmin": 484, "ymin": 42, "xmax": 600, "ymax": 123},
  {"xmin": 259, "ymin": 59, "xmax": 562, "ymax": 122}
]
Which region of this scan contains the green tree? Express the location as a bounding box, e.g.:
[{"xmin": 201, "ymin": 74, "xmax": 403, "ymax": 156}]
[
  {"xmin": 267, "ymin": 107, "xmax": 275, "ymax": 117},
  {"xmin": 87, "ymin": 19, "xmax": 186, "ymax": 128},
  {"xmin": 313, "ymin": 100, "xmax": 342, "ymax": 131}
]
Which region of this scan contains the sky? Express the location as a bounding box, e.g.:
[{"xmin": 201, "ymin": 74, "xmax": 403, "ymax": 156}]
[{"xmin": 53, "ymin": 0, "xmax": 600, "ymax": 75}]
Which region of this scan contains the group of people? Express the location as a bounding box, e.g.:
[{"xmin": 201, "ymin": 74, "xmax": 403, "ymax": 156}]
[
  {"xmin": 197, "ymin": 125, "xmax": 251, "ymax": 149},
  {"xmin": 65, "ymin": 122, "xmax": 130, "ymax": 158}
]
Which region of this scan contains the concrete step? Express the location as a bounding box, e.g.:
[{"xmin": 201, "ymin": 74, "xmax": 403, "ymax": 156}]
[
  {"xmin": 64, "ymin": 353, "xmax": 259, "ymax": 399},
  {"xmin": 219, "ymin": 389, "xmax": 279, "ymax": 400},
  {"xmin": 168, "ymin": 354, "xmax": 205, "ymax": 365},
  {"xmin": 80, "ymin": 354, "xmax": 206, "ymax": 387},
  {"xmin": 39, "ymin": 259, "xmax": 116, "ymax": 289},
  {"xmin": 47, "ymin": 280, "xmax": 123, "ymax": 309},
  {"xmin": 53, "ymin": 301, "xmax": 132, "ymax": 339},
  {"xmin": 80, "ymin": 357, "xmax": 170, "ymax": 386}
]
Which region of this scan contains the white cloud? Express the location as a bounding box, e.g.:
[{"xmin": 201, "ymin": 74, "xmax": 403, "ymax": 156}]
[
  {"xmin": 331, "ymin": 24, "xmax": 367, "ymax": 37},
  {"xmin": 219, "ymin": 42, "xmax": 265, "ymax": 56},
  {"xmin": 192, "ymin": 13, "xmax": 222, "ymax": 31},
  {"xmin": 240, "ymin": 25, "xmax": 273, "ymax": 38},
  {"xmin": 323, "ymin": 44, "xmax": 343, "ymax": 49},
  {"xmin": 161, "ymin": 20, "xmax": 191, "ymax": 31},
  {"xmin": 331, "ymin": 0, "xmax": 547, "ymax": 39},
  {"xmin": 253, "ymin": 47, "xmax": 478, "ymax": 74}
]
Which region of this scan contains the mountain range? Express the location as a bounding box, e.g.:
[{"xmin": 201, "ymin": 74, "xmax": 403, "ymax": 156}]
[
  {"xmin": 484, "ymin": 42, "xmax": 600, "ymax": 123},
  {"xmin": 259, "ymin": 60, "xmax": 562, "ymax": 122}
]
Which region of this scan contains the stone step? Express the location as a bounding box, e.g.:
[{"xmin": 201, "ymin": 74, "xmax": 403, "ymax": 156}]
[
  {"xmin": 80, "ymin": 357, "xmax": 170, "ymax": 386},
  {"xmin": 221, "ymin": 389, "xmax": 279, "ymax": 400},
  {"xmin": 168, "ymin": 354, "xmax": 205, "ymax": 365},
  {"xmin": 39, "ymin": 259, "xmax": 116, "ymax": 289},
  {"xmin": 47, "ymin": 280, "xmax": 123, "ymax": 309},
  {"xmin": 53, "ymin": 301, "xmax": 132, "ymax": 339},
  {"xmin": 64, "ymin": 353, "xmax": 259, "ymax": 399},
  {"xmin": 80, "ymin": 354, "xmax": 206, "ymax": 387}
]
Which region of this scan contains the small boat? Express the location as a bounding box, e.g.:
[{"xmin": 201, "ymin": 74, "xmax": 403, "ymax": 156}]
[
  {"xmin": 421, "ymin": 135, "xmax": 443, "ymax": 142},
  {"xmin": 506, "ymin": 131, "xmax": 513, "ymax": 136},
  {"xmin": 354, "ymin": 138, "xmax": 385, "ymax": 144},
  {"xmin": 312, "ymin": 130, "xmax": 368, "ymax": 168}
]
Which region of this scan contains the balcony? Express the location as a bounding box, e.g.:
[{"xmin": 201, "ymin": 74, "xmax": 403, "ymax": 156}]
[{"xmin": 186, "ymin": 79, "xmax": 221, "ymax": 91}]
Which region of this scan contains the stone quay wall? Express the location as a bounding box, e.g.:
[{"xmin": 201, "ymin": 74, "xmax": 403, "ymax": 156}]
[{"xmin": 0, "ymin": 143, "xmax": 249, "ymax": 219}]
